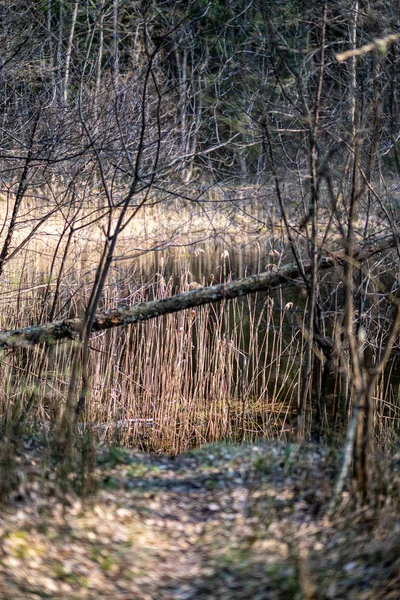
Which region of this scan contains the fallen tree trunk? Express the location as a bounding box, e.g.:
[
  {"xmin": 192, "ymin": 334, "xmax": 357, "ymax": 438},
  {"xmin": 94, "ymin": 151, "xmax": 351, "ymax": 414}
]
[{"xmin": 0, "ymin": 232, "xmax": 396, "ymax": 350}]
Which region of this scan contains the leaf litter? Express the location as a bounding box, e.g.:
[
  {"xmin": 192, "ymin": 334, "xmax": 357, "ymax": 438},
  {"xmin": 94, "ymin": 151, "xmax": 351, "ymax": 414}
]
[{"xmin": 0, "ymin": 441, "xmax": 399, "ymax": 599}]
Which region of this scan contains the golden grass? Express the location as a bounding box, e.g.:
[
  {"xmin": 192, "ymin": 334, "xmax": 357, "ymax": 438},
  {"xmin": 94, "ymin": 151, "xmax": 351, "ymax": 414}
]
[
  {"xmin": 0, "ymin": 187, "xmax": 300, "ymax": 452},
  {"xmin": 0, "ymin": 187, "xmax": 397, "ymax": 453}
]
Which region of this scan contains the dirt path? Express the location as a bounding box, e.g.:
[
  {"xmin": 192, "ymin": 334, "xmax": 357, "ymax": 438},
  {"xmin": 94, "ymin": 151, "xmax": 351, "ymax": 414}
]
[{"xmin": 0, "ymin": 441, "xmax": 399, "ymax": 599}]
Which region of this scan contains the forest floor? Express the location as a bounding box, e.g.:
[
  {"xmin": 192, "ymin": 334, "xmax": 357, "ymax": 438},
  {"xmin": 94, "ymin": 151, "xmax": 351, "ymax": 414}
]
[{"xmin": 0, "ymin": 440, "xmax": 399, "ymax": 599}]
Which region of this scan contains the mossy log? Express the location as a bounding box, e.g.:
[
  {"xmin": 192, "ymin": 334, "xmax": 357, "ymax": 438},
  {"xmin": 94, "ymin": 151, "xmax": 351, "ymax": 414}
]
[{"xmin": 0, "ymin": 232, "xmax": 395, "ymax": 350}]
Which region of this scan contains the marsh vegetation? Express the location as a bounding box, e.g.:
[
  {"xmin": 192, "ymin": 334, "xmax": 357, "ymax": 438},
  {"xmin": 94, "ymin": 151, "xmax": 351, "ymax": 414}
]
[{"xmin": 0, "ymin": 1, "xmax": 400, "ymax": 597}]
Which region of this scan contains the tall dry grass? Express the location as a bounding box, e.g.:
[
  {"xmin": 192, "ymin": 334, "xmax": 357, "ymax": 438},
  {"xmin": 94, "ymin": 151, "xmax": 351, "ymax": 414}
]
[
  {"xmin": 0, "ymin": 189, "xmax": 398, "ymax": 455},
  {"xmin": 0, "ymin": 191, "xmax": 304, "ymax": 453}
]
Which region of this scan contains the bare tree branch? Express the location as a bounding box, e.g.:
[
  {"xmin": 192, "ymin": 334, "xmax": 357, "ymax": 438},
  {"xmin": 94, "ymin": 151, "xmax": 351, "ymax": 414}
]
[{"xmin": 0, "ymin": 233, "xmax": 396, "ymax": 350}]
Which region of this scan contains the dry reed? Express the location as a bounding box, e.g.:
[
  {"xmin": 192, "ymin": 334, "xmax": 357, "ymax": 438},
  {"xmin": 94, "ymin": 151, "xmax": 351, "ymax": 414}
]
[{"xmin": 0, "ymin": 190, "xmax": 398, "ymax": 454}]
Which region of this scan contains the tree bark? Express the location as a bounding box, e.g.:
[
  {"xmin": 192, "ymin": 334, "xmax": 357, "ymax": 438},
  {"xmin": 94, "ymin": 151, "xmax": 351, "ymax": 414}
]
[{"xmin": 63, "ymin": 0, "xmax": 79, "ymax": 103}]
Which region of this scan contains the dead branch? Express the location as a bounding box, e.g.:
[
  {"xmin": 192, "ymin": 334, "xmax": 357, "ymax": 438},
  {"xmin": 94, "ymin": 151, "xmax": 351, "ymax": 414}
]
[
  {"xmin": 0, "ymin": 232, "xmax": 396, "ymax": 350},
  {"xmin": 336, "ymin": 34, "xmax": 400, "ymax": 63}
]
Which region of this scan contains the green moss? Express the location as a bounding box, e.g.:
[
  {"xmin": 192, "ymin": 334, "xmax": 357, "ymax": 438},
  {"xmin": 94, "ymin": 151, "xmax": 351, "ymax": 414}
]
[
  {"xmin": 97, "ymin": 446, "xmax": 132, "ymax": 467},
  {"xmin": 128, "ymin": 463, "xmax": 160, "ymax": 477},
  {"xmin": 101, "ymin": 476, "xmax": 121, "ymax": 490}
]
